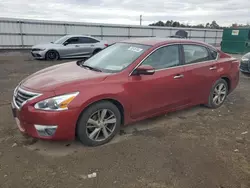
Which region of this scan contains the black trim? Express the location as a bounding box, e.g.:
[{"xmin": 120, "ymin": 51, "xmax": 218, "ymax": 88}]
[
  {"xmin": 206, "ymin": 47, "xmax": 218, "ymax": 60},
  {"xmin": 179, "ymin": 44, "xmax": 185, "ymax": 66}
]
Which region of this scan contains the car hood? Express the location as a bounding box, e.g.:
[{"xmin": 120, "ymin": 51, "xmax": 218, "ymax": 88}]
[
  {"xmin": 21, "ymin": 62, "xmax": 110, "ymax": 92},
  {"xmin": 32, "ymin": 43, "xmax": 61, "ymax": 49}
]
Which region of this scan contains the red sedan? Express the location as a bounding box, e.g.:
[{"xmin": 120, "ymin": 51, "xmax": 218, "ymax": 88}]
[{"xmin": 11, "ymin": 38, "xmax": 239, "ymax": 146}]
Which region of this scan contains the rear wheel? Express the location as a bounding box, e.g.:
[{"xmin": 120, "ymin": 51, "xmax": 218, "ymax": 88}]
[
  {"xmin": 46, "ymin": 50, "xmax": 59, "ymax": 61},
  {"xmin": 77, "ymin": 101, "xmax": 121, "ymax": 146},
  {"xmin": 206, "ymin": 79, "xmax": 228, "ymax": 108}
]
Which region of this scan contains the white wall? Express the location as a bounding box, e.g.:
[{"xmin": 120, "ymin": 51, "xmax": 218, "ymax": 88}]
[{"xmin": 0, "ymin": 18, "xmax": 223, "ymax": 48}]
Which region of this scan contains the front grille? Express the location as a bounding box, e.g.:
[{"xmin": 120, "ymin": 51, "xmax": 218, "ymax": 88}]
[
  {"xmin": 13, "ymin": 88, "xmax": 39, "ymax": 108},
  {"xmin": 31, "ymin": 48, "xmax": 41, "ymax": 51},
  {"xmin": 240, "ymin": 62, "xmax": 250, "ymax": 71}
]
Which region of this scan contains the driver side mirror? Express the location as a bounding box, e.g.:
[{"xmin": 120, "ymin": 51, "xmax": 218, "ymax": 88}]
[{"xmin": 132, "ymin": 65, "xmax": 155, "ymax": 76}]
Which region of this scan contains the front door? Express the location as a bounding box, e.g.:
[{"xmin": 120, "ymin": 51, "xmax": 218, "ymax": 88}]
[
  {"xmin": 127, "ymin": 44, "xmax": 189, "ymax": 119},
  {"xmin": 77, "ymin": 37, "xmax": 97, "ymax": 57},
  {"xmin": 60, "ymin": 37, "xmax": 83, "ymax": 58}
]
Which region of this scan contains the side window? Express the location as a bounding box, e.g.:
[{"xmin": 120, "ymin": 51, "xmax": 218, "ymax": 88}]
[
  {"xmin": 79, "ymin": 37, "xmax": 99, "ymax": 43},
  {"xmin": 248, "ymin": 31, "xmax": 250, "ymax": 40},
  {"xmin": 65, "ymin": 37, "xmax": 79, "ymax": 44},
  {"xmin": 142, "ymin": 45, "xmax": 180, "ymax": 70},
  {"xmin": 183, "ymin": 45, "xmax": 210, "ymax": 64},
  {"xmin": 209, "ymin": 48, "xmax": 218, "ymax": 60}
]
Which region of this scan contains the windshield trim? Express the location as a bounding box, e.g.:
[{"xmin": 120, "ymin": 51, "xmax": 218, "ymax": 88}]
[{"xmin": 54, "ymin": 36, "xmax": 70, "ymax": 44}]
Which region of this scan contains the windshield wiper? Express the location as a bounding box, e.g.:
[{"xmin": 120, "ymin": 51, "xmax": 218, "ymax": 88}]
[
  {"xmin": 76, "ymin": 59, "xmax": 102, "ymax": 72},
  {"xmin": 80, "ymin": 64, "xmax": 102, "ymax": 72}
]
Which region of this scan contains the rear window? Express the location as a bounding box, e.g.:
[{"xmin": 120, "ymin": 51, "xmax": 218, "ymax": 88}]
[
  {"xmin": 183, "ymin": 45, "xmax": 210, "ymax": 64},
  {"xmin": 209, "ymin": 48, "xmax": 218, "ymax": 60}
]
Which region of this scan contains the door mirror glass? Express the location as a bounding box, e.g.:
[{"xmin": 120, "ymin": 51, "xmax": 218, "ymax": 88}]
[
  {"xmin": 63, "ymin": 41, "xmax": 69, "ymax": 46},
  {"xmin": 132, "ymin": 65, "xmax": 155, "ymax": 75}
]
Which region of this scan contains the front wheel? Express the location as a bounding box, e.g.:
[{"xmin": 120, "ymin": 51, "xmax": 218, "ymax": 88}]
[
  {"xmin": 76, "ymin": 101, "xmax": 121, "ymax": 146},
  {"xmin": 206, "ymin": 79, "xmax": 228, "ymax": 109},
  {"xmin": 45, "ymin": 50, "xmax": 59, "ymax": 61}
]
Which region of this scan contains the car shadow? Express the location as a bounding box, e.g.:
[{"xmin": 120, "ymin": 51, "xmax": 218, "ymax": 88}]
[{"xmin": 24, "ymin": 105, "xmax": 207, "ymax": 157}]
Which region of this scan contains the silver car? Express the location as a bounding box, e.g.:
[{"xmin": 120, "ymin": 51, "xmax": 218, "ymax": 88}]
[{"xmin": 31, "ymin": 35, "xmax": 108, "ymax": 60}]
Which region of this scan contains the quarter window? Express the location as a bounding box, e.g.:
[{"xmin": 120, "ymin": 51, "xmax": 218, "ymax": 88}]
[
  {"xmin": 142, "ymin": 45, "xmax": 180, "ymax": 70},
  {"xmin": 209, "ymin": 48, "xmax": 218, "ymax": 60},
  {"xmin": 183, "ymin": 45, "xmax": 210, "ymax": 64}
]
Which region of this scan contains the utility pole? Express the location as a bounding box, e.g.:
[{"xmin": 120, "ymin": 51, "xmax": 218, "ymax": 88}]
[{"xmin": 140, "ymin": 15, "xmax": 142, "ymax": 26}]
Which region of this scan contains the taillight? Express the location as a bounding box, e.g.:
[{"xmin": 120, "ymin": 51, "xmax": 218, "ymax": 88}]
[{"xmin": 104, "ymin": 44, "xmax": 108, "ymax": 47}]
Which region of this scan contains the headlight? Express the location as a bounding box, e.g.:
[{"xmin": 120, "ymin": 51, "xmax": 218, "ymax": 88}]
[
  {"xmin": 241, "ymin": 57, "xmax": 249, "ymax": 63},
  {"xmin": 34, "ymin": 92, "xmax": 79, "ymax": 111}
]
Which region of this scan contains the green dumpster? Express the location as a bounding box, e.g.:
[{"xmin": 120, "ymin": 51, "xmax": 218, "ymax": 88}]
[{"xmin": 221, "ymin": 28, "xmax": 250, "ymax": 54}]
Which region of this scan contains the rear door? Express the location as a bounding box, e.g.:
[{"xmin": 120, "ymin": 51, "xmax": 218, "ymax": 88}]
[
  {"xmin": 181, "ymin": 44, "xmax": 219, "ymax": 104},
  {"xmin": 78, "ymin": 37, "xmax": 100, "ymax": 56},
  {"xmin": 128, "ymin": 44, "xmax": 189, "ymax": 119}
]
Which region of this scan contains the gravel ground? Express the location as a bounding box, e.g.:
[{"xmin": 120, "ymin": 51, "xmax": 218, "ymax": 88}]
[{"xmin": 0, "ymin": 51, "xmax": 249, "ymax": 188}]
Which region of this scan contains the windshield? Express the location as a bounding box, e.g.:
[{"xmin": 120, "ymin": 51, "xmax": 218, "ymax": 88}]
[
  {"xmin": 54, "ymin": 36, "xmax": 69, "ymax": 44},
  {"xmin": 83, "ymin": 43, "xmax": 151, "ymax": 73}
]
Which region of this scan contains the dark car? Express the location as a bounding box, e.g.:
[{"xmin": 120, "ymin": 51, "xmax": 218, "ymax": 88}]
[
  {"xmin": 12, "ymin": 38, "xmax": 239, "ymax": 146},
  {"xmin": 169, "ymin": 35, "xmax": 186, "ymax": 38},
  {"xmin": 240, "ymin": 52, "xmax": 250, "ymax": 74}
]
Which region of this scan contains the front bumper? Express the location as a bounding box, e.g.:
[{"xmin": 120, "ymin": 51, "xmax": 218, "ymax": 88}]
[
  {"xmin": 31, "ymin": 50, "xmax": 46, "ymax": 59},
  {"xmin": 11, "ymin": 102, "xmax": 80, "ymax": 140}
]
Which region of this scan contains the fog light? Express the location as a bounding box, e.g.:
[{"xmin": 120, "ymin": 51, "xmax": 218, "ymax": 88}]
[{"xmin": 34, "ymin": 125, "xmax": 57, "ymax": 137}]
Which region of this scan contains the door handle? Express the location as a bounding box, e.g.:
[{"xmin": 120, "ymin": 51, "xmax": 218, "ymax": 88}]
[
  {"xmin": 75, "ymin": 45, "xmax": 80, "ymax": 47},
  {"xmin": 91, "ymin": 45, "xmax": 94, "ymax": 47},
  {"xmin": 174, "ymin": 74, "xmax": 184, "ymax": 79},
  {"xmin": 209, "ymin": 66, "xmax": 217, "ymax": 70}
]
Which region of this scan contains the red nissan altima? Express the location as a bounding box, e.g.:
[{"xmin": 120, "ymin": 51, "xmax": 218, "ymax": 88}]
[{"xmin": 11, "ymin": 38, "xmax": 239, "ymax": 146}]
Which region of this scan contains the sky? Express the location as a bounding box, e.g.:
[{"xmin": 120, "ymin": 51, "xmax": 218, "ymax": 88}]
[{"xmin": 0, "ymin": 0, "xmax": 249, "ymax": 26}]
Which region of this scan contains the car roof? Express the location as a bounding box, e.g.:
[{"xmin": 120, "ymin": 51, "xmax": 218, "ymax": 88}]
[
  {"xmin": 64, "ymin": 35, "xmax": 99, "ymax": 40},
  {"xmin": 120, "ymin": 37, "xmax": 214, "ymax": 48}
]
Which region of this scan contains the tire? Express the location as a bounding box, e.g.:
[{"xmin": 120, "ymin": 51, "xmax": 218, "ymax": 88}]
[
  {"xmin": 206, "ymin": 79, "xmax": 228, "ymax": 109},
  {"xmin": 241, "ymin": 72, "xmax": 250, "ymax": 78},
  {"xmin": 45, "ymin": 50, "xmax": 59, "ymax": 61},
  {"xmin": 92, "ymin": 49, "xmax": 102, "ymax": 56},
  {"xmin": 77, "ymin": 101, "xmax": 121, "ymax": 146}
]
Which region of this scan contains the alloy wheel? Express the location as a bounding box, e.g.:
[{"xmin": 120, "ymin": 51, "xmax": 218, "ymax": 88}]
[
  {"xmin": 212, "ymin": 83, "xmax": 227, "ymax": 105},
  {"xmin": 48, "ymin": 51, "xmax": 56, "ymax": 60},
  {"xmin": 86, "ymin": 109, "xmax": 117, "ymax": 141}
]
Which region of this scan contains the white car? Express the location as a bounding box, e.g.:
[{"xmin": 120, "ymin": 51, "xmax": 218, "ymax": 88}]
[{"xmin": 31, "ymin": 35, "xmax": 108, "ymax": 60}]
